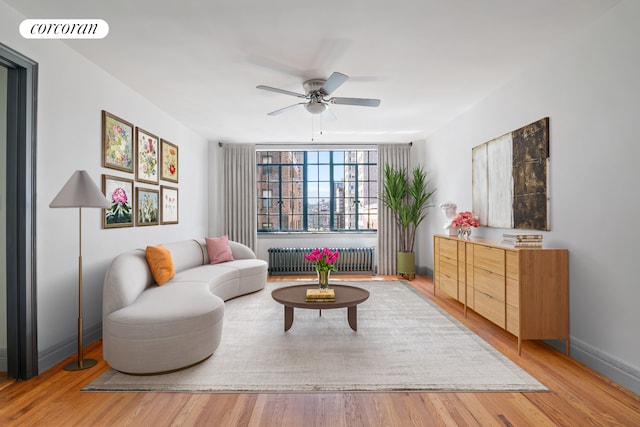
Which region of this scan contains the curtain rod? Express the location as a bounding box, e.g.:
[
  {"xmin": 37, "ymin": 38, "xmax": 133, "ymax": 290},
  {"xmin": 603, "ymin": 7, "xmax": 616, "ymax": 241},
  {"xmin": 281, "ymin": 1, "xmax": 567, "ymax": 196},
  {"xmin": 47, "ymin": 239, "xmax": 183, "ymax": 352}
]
[{"xmin": 218, "ymin": 142, "xmax": 412, "ymax": 147}]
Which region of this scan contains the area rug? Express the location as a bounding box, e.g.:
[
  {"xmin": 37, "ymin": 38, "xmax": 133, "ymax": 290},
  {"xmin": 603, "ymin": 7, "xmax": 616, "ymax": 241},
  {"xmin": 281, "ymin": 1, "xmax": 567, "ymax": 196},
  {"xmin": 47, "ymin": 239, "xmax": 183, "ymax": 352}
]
[{"xmin": 84, "ymin": 280, "xmax": 547, "ymax": 393}]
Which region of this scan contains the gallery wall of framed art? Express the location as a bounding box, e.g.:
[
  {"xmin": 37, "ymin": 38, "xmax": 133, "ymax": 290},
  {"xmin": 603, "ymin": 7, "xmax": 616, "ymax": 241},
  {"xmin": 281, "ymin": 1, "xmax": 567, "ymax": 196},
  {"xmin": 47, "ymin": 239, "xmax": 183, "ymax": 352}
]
[{"xmin": 101, "ymin": 110, "xmax": 179, "ymax": 229}]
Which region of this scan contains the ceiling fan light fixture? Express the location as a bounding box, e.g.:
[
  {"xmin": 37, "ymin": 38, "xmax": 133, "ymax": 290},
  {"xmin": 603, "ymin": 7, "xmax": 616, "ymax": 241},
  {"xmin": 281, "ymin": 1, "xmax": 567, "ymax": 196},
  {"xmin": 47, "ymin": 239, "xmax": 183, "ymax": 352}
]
[{"xmin": 305, "ymin": 102, "xmax": 327, "ymax": 114}]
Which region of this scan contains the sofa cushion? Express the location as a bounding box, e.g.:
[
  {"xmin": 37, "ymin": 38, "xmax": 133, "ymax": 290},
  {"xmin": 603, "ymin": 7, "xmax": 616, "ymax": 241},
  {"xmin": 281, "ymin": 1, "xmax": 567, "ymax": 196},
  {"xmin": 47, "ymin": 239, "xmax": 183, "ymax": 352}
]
[
  {"xmin": 171, "ymin": 264, "xmax": 239, "ymax": 285},
  {"xmin": 106, "ymin": 283, "xmax": 224, "ymax": 336},
  {"xmin": 103, "ymin": 249, "xmax": 155, "ymax": 316},
  {"xmin": 163, "ymin": 240, "xmax": 207, "ymax": 272},
  {"xmin": 224, "ymin": 259, "xmax": 269, "ymax": 278},
  {"xmin": 145, "ymin": 245, "xmax": 175, "ymax": 285},
  {"xmin": 205, "ymin": 235, "xmax": 234, "ymax": 264}
]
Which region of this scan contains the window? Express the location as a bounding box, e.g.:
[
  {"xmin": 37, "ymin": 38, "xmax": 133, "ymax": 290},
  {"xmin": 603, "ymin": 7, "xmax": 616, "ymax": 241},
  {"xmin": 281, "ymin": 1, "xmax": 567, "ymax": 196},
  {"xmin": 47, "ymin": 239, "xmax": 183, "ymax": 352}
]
[
  {"xmin": 261, "ymin": 189, "xmax": 272, "ymax": 208},
  {"xmin": 257, "ymin": 150, "xmax": 378, "ymax": 232}
]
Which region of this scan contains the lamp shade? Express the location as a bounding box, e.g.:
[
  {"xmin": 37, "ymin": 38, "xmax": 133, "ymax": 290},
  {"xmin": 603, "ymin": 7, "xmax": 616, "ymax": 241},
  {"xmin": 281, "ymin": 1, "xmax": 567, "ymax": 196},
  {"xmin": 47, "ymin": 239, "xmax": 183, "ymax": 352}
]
[{"xmin": 49, "ymin": 170, "xmax": 110, "ymax": 208}]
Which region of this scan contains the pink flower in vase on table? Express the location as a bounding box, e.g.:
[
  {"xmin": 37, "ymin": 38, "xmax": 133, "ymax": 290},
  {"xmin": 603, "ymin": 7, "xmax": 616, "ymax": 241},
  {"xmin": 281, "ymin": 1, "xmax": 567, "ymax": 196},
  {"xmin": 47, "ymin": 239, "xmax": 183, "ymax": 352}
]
[
  {"xmin": 305, "ymin": 248, "xmax": 340, "ymax": 288},
  {"xmin": 304, "ymin": 247, "xmax": 340, "ymax": 272}
]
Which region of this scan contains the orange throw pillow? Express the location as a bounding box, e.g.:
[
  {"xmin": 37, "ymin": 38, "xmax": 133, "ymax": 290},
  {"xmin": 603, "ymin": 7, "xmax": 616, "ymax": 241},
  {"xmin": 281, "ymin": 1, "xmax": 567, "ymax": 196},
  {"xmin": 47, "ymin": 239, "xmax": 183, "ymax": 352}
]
[{"xmin": 145, "ymin": 245, "xmax": 175, "ymax": 285}]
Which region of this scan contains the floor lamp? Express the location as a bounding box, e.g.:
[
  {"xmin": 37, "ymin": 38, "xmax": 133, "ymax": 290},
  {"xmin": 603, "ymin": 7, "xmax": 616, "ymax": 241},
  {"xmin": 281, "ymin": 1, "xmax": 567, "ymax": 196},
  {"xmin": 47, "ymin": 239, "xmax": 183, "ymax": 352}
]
[{"xmin": 50, "ymin": 170, "xmax": 110, "ymax": 371}]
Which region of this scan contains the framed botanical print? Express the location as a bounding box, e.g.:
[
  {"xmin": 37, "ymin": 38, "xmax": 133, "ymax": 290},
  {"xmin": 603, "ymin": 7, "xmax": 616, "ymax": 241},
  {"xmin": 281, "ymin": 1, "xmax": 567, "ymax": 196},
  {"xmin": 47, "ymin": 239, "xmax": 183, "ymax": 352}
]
[
  {"xmin": 160, "ymin": 139, "xmax": 178, "ymax": 183},
  {"xmin": 135, "ymin": 187, "xmax": 159, "ymax": 226},
  {"xmin": 135, "ymin": 128, "xmax": 159, "ymax": 184},
  {"xmin": 102, "ymin": 110, "xmax": 134, "ymax": 173},
  {"xmin": 103, "ymin": 175, "xmax": 134, "ymax": 228},
  {"xmin": 161, "ymin": 185, "xmax": 178, "ymax": 224}
]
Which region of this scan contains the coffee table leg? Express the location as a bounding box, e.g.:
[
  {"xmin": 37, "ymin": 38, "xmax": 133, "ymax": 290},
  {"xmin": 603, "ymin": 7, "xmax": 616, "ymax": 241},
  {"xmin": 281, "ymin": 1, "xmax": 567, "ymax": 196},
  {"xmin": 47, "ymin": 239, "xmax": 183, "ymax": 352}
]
[
  {"xmin": 348, "ymin": 305, "xmax": 357, "ymax": 331},
  {"xmin": 284, "ymin": 306, "xmax": 294, "ymax": 331}
]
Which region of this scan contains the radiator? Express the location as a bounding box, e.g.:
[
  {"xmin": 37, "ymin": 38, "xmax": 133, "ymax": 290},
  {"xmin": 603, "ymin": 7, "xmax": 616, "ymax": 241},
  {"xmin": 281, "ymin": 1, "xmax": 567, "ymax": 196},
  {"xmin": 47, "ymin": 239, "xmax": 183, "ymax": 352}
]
[{"xmin": 268, "ymin": 247, "xmax": 375, "ymax": 275}]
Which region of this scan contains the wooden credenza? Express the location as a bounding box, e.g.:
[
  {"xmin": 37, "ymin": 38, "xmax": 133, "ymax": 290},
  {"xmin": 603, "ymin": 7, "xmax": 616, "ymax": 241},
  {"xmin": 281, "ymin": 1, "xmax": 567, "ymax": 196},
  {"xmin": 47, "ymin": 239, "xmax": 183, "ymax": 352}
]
[{"xmin": 433, "ymin": 234, "xmax": 569, "ymax": 355}]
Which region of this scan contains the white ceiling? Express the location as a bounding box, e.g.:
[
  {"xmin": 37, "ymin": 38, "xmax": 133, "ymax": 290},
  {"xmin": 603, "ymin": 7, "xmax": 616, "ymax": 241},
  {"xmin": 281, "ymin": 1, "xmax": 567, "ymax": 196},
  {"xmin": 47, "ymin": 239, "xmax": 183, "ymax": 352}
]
[{"xmin": 6, "ymin": 0, "xmax": 620, "ymax": 144}]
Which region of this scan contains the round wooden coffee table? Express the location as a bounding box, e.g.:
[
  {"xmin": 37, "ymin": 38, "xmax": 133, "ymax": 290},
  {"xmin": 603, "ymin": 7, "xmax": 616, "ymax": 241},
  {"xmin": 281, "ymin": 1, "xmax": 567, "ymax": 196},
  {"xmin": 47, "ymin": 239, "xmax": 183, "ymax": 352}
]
[{"xmin": 271, "ymin": 284, "xmax": 370, "ymax": 331}]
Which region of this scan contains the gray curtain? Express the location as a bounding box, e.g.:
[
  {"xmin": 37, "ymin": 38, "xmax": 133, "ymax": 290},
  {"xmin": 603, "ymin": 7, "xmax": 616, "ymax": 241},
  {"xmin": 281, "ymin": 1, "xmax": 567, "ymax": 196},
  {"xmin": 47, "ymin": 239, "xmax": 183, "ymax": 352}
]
[
  {"xmin": 223, "ymin": 144, "xmax": 257, "ymax": 252},
  {"xmin": 377, "ymin": 144, "xmax": 411, "ymax": 275}
]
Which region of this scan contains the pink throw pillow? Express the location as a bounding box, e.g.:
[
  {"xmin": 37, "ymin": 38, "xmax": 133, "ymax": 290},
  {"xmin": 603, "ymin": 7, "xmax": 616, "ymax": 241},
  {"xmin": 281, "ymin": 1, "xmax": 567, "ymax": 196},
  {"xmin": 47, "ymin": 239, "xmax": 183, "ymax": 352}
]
[{"xmin": 205, "ymin": 236, "xmax": 234, "ymax": 264}]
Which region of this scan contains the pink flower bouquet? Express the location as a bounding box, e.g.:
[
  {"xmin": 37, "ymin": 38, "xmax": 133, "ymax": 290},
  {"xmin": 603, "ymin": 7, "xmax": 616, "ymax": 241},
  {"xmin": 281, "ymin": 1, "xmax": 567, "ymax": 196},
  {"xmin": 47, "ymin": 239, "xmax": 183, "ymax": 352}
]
[
  {"xmin": 304, "ymin": 247, "xmax": 340, "ymax": 272},
  {"xmin": 451, "ymin": 211, "xmax": 479, "ymax": 231}
]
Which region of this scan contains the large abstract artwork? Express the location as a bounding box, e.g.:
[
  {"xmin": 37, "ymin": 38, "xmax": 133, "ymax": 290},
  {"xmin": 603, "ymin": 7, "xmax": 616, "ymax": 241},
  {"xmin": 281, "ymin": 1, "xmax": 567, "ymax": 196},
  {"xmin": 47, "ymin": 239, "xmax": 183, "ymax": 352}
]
[{"xmin": 472, "ymin": 117, "xmax": 549, "ymax": 231}]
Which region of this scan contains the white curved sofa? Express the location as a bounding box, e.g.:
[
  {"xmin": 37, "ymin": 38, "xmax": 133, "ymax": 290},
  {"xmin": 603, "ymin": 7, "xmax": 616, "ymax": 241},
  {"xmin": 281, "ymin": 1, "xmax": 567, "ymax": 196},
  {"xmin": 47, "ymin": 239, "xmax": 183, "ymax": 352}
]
[{"xmin": 102, "ymin": 239, "xmax": 267, "ymax": 374}]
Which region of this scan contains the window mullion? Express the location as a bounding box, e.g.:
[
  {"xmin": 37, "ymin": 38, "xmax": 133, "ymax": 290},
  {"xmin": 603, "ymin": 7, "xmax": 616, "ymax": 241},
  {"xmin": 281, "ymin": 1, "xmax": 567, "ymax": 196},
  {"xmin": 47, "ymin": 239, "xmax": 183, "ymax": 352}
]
[
  {"xmin": 329, "ymin": 152, "xmax": 334, "ymax": 231},
  {"xmin": 303, "ymin": 152, "xmax": 308, "ymax": 231},
  {"xmin": 353, "ymin": 164, "xmax": 360, "ymax": 230},
  {"xmin": 278, "ymin": 163, "xmax": 283, "ymax": 230}
]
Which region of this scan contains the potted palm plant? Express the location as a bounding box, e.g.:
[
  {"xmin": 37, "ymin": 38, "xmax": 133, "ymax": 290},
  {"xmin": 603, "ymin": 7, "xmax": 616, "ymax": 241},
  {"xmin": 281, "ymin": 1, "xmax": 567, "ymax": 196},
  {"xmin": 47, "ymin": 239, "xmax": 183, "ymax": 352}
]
[{"xmin": 381, "ymin": 163, "xmax": 436, "ymax": 279}]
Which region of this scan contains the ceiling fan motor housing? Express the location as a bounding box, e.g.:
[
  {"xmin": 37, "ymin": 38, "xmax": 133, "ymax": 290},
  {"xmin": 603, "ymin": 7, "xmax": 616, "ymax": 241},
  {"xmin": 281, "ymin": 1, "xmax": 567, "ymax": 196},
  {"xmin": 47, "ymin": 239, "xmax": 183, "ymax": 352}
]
[{"xmin": 303, "ymin": 79, "xmax": 327, "ymax": 95}]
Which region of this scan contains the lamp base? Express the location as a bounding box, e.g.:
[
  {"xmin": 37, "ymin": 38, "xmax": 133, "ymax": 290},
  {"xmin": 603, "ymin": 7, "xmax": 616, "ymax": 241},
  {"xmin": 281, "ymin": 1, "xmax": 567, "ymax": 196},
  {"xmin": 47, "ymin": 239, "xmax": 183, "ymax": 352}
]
[{"xmin": 64, "ymin": 358, "xmax": 97, "ymax": 371}]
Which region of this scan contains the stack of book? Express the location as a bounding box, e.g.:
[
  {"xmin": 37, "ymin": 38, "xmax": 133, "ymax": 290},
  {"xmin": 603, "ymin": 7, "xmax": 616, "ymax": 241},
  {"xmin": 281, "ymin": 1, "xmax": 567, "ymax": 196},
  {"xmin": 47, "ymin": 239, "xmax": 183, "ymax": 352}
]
[
  {"xmin": 306, "ymin": 288, "xmax": 335, "ymax": 302},
  {"xmin": 502, "ymin": 233, "xmax": 543, "ymax": 247}
]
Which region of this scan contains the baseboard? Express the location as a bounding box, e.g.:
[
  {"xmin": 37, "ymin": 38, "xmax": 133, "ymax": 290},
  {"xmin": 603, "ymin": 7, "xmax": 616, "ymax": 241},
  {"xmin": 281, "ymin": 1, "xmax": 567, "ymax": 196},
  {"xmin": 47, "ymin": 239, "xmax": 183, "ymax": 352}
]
[
  {"xmin": 38, "ymin": 323, "xmax": 102, "ymax": 373},
  {"xmin": 417, "ymin": 266, "xmax": 433, "ymax": 278},
  {"xmin": 0, "ymin": 348, "xmax": 6, "ymax": 372},
  {"xmin": 570, "ymin": 336, "xmax": 640, "ymax": 395}
]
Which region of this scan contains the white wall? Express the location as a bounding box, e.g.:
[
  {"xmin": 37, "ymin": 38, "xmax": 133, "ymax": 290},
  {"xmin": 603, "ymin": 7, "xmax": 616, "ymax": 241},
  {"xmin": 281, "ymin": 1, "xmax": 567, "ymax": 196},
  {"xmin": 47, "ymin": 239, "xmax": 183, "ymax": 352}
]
[
  {"xmin": 421, "ymin": 0, "xmax": 640, "ymax": 394},
  {"xmin": 1, "ymin": 2, "xmax": 209, "ymax": 371}
]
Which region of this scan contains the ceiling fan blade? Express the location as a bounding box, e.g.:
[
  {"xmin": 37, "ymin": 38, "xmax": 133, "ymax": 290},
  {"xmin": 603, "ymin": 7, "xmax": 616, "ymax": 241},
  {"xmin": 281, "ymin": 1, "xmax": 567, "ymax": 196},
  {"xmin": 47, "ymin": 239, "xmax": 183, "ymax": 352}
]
[
  {"xmin": 319, "ymin": 72, "xmax": 349, "ymax": 95},
  {"xmin": 257, "ymin": 85, "xmax": 307, "ymax": 98},
  {"xmin": 331, "ymin": 97, "xmax": 381, "ymax": 107},
  {"xmin": 267, "ymin": 103, "xmax": 306, "ymax": 116},
  {"xmin": 322, "ymin": 107, "xmax": 337, "ymax": 121}
]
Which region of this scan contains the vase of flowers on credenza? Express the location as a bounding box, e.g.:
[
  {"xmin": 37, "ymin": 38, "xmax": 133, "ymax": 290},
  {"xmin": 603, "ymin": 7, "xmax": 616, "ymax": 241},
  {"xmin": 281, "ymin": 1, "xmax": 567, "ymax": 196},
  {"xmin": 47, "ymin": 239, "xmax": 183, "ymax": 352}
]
[{"xmin": 451, "ymin": 211, "xmax": 479, "ymax": 239}]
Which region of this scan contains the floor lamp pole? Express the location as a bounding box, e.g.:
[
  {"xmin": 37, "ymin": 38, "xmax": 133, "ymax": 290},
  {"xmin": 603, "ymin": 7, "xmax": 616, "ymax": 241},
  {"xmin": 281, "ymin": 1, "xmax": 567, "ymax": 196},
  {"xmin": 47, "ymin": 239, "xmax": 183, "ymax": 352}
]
[{"xmin": 64, "ymin": 207, "xmax": 97, "ymax": 371}]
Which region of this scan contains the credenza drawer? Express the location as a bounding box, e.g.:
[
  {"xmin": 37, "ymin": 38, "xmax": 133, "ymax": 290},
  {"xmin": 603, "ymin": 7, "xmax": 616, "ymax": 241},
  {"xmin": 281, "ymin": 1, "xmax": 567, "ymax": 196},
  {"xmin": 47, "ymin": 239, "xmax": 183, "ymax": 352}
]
[
  {"xmin": 439, "ymin": 237, "xmax": 458, "ymax": 259},
  {"xmin": 474, "ymin": 245, "xmax": 505, "ymax": 274},
  {"xmin": 473, "ymin": 268, "xmax": 505, "ymax": 302},
  {"xmin": 439, "ymin": 274, "xmax": 458, "ymax": 300},
  {"xmin": 506, "ymin": 277, "xmax": 519, "ymax": 308},
  {"xmin": 439, "ymin": 257, "xmax": 457, "ymax": 278},
  {"xmin": 506, "ymin": 250, "xmax": 519, "ymax": 280},
  {"xmin": 475, "ymin": 290, "xmax": 506, "ymax": 328},
  {"xmin": 506, "ymin": 304, "xmax": 519, "ymax": 335}
]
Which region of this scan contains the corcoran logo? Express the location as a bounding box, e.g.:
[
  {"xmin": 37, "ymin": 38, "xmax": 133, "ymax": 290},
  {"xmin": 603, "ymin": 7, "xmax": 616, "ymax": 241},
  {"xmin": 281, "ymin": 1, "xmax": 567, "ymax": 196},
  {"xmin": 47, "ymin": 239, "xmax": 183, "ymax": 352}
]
[{"xmin": 19, "ymin": 19, "xmax": 109, "ymax": 39}]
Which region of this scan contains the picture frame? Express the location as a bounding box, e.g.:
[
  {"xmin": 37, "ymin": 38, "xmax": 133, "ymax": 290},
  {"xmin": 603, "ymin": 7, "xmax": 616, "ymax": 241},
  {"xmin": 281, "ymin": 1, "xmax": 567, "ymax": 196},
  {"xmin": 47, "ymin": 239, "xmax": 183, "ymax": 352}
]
[
  {"xmin": 161, "ymin": 185, "xmax": 179, "ymax": 224},
  {"xmin": 102, "ymin": 174, "xmax": 134, "ymax": 228},
  {"xmin": 135, "ymin": 127, "xmax": 159, "ymax": 184},
  {"xmin": 135, "ymin": 187, "xmax": 159, "ymax": 226},
  {"xmin": 160, "ymin": 139, "xmax": 179, "ymax": 183},
  {"xmin": 102, "ymin": 110, "xmax": 134, "ymax": 173}
]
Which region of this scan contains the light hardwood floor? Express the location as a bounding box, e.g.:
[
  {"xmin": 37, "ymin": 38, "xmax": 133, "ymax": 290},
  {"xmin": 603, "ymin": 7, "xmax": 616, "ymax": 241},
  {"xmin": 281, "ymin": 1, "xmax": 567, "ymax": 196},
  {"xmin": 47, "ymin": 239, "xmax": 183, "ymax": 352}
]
[{"xmin": 1, "ymin": 275, "xmax": 638, "ymax": 426}]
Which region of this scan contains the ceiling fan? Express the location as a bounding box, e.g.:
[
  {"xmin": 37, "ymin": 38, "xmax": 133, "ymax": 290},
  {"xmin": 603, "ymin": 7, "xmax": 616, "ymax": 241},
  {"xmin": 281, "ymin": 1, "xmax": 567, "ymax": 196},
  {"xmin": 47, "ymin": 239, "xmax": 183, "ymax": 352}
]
[{"xmin": 256, "ymin": 71, "xmax": 381, "ymax": 118}]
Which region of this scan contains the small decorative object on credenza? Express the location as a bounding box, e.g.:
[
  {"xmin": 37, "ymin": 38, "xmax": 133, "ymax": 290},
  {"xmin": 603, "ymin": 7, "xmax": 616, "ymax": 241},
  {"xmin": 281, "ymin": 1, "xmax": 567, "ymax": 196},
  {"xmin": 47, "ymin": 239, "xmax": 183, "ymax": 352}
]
[
  {"xmin": 502, "ymin": 233, "xmax": 543, "ymax": 247},
  {"xmin": 306, "ymin": 288, "xmax": 336, "ymax": 302},
  {"xmin": 451, "ymin": 211, "xmax": 479, "ymax": 239},
  {"xmin": 304, "ymin": 247, "xmax": 340, "ymax": 289},
  {"xmin": 439, "ymin": 201, "xmax": 458, "ymax": 236}
]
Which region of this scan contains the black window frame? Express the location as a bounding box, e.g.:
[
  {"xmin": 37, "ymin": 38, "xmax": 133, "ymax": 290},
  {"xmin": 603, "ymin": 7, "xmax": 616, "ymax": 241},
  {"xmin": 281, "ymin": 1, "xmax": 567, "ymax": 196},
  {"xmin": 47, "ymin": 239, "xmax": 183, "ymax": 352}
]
[{"xmin": 257, "ymin": 149, "xmax": 378, "ymax": 233}]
